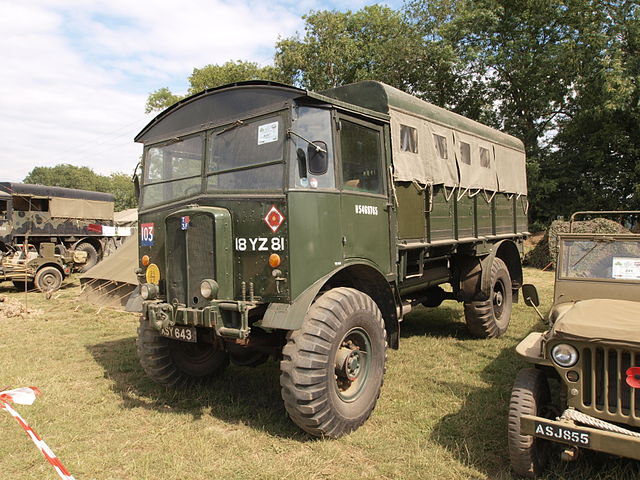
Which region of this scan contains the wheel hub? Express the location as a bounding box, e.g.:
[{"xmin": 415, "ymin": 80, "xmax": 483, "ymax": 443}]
[
  {"xmin": 494, "ymin": 289, "xmax": 503, "ymax": 307},
  {"xmin": 335, "ymin": 346, "xmax": 362, "ymax": 382}
]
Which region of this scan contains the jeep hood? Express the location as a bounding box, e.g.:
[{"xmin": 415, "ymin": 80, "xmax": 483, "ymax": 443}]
[{"xmin": 551, "ymin": 298, "xmax": 640, "ymax": 345}]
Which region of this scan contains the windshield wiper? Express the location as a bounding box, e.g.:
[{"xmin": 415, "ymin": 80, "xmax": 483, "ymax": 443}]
[
  {"xmin": 217, "ymin": 120, "xmax": 245, "ymax": 135},
  {"xmin": 571, "ymin": 238, "xmax": 614, "ymax": 268},
  {"xmin": 287, "ymin": 129, "xmax": 327, "ymax": 153}
]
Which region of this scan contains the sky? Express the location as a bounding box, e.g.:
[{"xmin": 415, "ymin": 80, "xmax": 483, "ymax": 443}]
[{"xmin": 0, "ymin": 0, "xmax": 404, "ymax": 183}]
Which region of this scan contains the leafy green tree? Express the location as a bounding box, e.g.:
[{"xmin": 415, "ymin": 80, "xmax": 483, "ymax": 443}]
[
  {"xmin": 23, "ymin": 164, "xmax": 137, "ymax": 211},
  {"xmin": 275, "ymin": 6, "xmax": 428, "ymax": 92},
  {"xmin": 145, "ymin": 87, "xmax": 184, "ymax": 114},
  {"xmin": 145, "ymin": 60, "xmax": 285, "ymax": 113},
  {"xmin": 536, "ymin": 0, "xmax": 640, "ymax": 221}
]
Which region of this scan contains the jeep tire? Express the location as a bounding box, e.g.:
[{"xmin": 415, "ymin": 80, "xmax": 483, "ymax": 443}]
[
  {"xmin": 280, "ymin": 287, "xmax": 386, "ymax": 438},
  {"xmin": 34, "ymin": 266, "xmax": 63, "ymax": 293},
  {"xmin": 508, "ymin": 368, "xmax": 551, "ymax": 478}
]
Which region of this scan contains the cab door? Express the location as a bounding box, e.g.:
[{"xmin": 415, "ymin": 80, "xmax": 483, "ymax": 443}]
[{"xmin": 336, "ymin": 115, "xmax": 392, "ymax": 274}]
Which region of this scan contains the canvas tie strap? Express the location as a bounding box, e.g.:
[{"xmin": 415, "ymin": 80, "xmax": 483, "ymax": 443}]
[{"xmin": 0, "ymin": 387, "xmax": 76, "ymax": 480}]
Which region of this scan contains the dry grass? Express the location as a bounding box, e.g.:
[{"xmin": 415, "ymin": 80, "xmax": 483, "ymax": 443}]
[{"xmin": 1, "ymin": 269, "xmax": 638, "ymax": 479}]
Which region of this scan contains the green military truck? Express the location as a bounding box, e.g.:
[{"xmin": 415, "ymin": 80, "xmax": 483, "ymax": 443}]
[
  {"xmin": 0, "ymin": 183, "xmax": 132, "ymax": 273},
  {"xmin": 134, "ymin": 80, "xmax": 529, "ymax": 437},
  {"xmin": 510, "ymin": 211, "xmax": 640, "ymax": 477}
]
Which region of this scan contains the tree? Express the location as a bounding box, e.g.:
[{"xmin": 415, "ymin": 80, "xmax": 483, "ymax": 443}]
[
  {"xmin": 23, "ymin": 164, "xmax": 137, "ymax": 211},
  {"xmin": 145, "ymin": 60, "xmax": 285, "ymax": 113},
  {"xmin": 275, "ymin": 6, "xmax": 429, "ymax": 93},
  {"xmin": 536, "ymin": 0, "xmax": 640, "ymax": 221}
]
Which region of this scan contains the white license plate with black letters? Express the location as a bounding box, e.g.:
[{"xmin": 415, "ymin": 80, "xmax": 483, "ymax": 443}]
[
  {"xmin": 160, "ymin": 325, "xmax": 197, "ymax": 343},
  {"xmin": 534, "ymin": 421, "xmax": 590, "ymax": 447}
]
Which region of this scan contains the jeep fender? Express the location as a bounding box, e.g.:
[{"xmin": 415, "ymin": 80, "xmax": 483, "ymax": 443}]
[{"xmin": 259, "ymin": 261, "xmax": 400, "ymax": 348}]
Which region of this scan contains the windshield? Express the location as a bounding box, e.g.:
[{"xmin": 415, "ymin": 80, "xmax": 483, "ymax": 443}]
[
  {"xmin": 207, "ymin": 114, "xmax": 284, "ymax": 192},
  {"xmin": 141, "ymin": 135, "xmax": 203, "ymax": 208},
  {"xmin": 140, "ymin": 112, "xmax": 287, "ymax": 208},
  {"xmin": 559, "ymin": 237, "xmax": 640, "ymax": 281}
]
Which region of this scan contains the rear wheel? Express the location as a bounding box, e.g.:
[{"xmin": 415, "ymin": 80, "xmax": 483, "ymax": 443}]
[
  {"xmin": 136, "ymin": 318, "xmax": 229, "ymax": 387},
  {"xmin": 508, "ymin": 368, "xmax": 551, "ymax": 478},
  {"xmin": 34, "ymin": 266, "xmax": 63, "ymax": 292},
  {"xmin": 280, "ymin": 287, "xmax": 386, "ymax": 438},
  {"xmin": 464, "ymin": 257, "xmax": 512, "ymax": 338},
  {"xmin": 75, "ymin": 242, "xmax": 99, "ymax": 272}
]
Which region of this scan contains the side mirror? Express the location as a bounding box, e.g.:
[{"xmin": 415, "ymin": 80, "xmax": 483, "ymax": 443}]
[
  {"xmin": 522, "ymin": 284, "xmax": 540, "ymax": 307},
  {"xmin": 308, "ymin": 141, "xmax": 328, "ymax": 175}
]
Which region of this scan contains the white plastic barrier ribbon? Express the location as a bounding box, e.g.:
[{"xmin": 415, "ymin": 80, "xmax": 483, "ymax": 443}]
[{"xmin": 0, "ymin": 387, "xmax": 76, "ymax": 480}]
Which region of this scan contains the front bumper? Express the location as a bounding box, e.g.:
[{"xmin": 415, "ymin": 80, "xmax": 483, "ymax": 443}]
[
  {"xmin": 521, "ymin": 414, "xmax": 640, "ymax": 460},
  {"xmin": 144, "ymin": 300, "xmax": 256, "ymax": 339}
]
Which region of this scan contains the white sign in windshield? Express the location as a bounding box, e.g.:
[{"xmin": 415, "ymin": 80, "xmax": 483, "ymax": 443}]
[
  {"xmin": 258, "ymin": 121, "xmax": 279, "ymax": 145},
  {"xmin": 612, "ymin": 257, "xmax": 640, "ymax": 280}
]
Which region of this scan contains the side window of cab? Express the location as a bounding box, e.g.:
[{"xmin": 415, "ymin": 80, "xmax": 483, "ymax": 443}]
[{"xmin": 339, "ymin": 119, "xmax": 384, "ymax": 195}]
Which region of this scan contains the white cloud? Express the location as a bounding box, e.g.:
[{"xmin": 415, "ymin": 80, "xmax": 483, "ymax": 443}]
[{"xmin": 0, "ymin": 0, "xmax": 403, "ymax": 182}]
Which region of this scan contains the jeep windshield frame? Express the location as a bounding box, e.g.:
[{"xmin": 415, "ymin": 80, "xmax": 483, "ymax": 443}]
[{"xmin": 558, "ymin": 234, "xmax": 640, "ymax": 282}]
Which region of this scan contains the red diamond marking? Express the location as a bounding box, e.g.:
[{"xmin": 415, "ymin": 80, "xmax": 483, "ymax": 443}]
[{"xmin": 264, "ymin": 205, "xmax": 284, "ymax": 233}]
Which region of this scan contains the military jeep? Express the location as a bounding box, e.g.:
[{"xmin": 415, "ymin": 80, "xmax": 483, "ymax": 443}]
[{"xmin": 509, "ymin": 211, "xmax": 640, "ymax": 477}]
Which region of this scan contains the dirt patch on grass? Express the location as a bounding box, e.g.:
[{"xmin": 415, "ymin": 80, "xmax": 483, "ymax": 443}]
[{"xmin": 0, "ymin": 295, "xmax": 42, "ymax": 318}]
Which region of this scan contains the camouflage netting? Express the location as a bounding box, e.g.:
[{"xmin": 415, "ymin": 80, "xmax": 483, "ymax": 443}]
[{"xmin": 524, "ymin": 218, "xmax": 630, "ymax": 269}]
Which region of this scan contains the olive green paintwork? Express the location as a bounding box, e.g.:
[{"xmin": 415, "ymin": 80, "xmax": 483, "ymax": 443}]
[
  {"xmin": 135, "ymin": 81, "xmax": 527, "ymax": 338},
  {"xmin": 517, "ymin": 221, "xmax": 640, "ymax": 460}
]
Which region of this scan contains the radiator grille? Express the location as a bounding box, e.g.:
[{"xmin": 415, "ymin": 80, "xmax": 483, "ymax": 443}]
[
  {"xmin": 580, "ymin": 346, "xmax": 640, "ymax": 421},
  {"xmin": 166, "ymin": 213, "xmax": 215, "ymax": 307}
]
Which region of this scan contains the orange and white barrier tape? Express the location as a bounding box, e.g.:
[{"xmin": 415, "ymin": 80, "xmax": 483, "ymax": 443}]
[{"xmin": 0, "ymin": 387, "xmax": 76, "ymax": 480}]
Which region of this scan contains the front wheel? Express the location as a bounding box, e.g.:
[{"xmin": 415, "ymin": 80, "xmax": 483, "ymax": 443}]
[
  {"xmin": 136, "ymin": 318, "xmax": 229, "ymax": 387},
  {"xmin": 508, "ymin": 368, "xmax": 551, "ymax": 478},
  {"xmin": 280, "ymin": 287, "xmax": 387, "ymax": 438},
  {"xmin": 464, "ymin": 257, "xmax": 512, "ymax": 338},
  {"xmin": 34, "ymin": 266, "xmax": 63, "ymax": 292}
]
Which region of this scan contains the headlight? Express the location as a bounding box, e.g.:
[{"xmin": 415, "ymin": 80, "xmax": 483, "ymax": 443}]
[
  {"xmin": 551, "ymin": 344, "xmax": 579, "ymax": 367},
  {"xmin": 200, "ymin": 279, "xmax": 218, "ymax": 299},
  {"xmin": 141, "ymin": 283, "xmax": 158, "ymax": 300}
]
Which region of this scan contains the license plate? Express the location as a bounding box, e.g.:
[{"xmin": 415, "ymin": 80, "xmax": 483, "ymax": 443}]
[
  {"xmin": 160, "ymin": 325, "xmax": 197, "ymax": 343},
  {"xmin": 534, "ymin": 421, "xmax": 590, "ymax": 447}
]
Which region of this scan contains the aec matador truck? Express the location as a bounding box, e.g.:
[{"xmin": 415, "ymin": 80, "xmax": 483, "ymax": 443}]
[{"xmin": 133, "ymin": 80, "xmax": 529, "ymax": 438}]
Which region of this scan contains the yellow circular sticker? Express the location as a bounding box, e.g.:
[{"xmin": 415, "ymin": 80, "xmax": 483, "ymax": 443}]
[{"xmin": 146, "ymin": 263, "xmax": 161, "ymax": 285}]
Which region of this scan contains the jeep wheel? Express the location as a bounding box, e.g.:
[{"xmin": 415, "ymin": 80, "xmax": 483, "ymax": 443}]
[
  {"xmin": 464, "ymin": 257, "xmax": 512, "ymax": 338},
  {"xmin": 76, "ymin": 242, "xmax": 98, "ymax": 272},
  {"xmin": 280, "ymin": 287, "xmax": 386, "ymax": 438},
  {"xmin": 508, "ymin": 368, "xmax": 551, "ymax": 478},
  {"xmin": 136, "ymin": 318, "xmax": 228, "ymax": 387},
  {"xmin": 34, "ymin": 266, "xmax": 63, "ymax": 293}
]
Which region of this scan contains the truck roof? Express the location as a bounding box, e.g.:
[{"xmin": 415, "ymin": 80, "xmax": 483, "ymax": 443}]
[
  {"xmin": 320, "ymin": 81, "xmax": 524, "ymax": 152},
  {"xmin": 0, "ymin": 182, "xmax": 114, "ymax": 202}
]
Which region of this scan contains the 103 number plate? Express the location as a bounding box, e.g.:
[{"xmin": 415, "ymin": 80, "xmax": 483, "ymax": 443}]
[
  {"xmin": 534, "ymin": 421, "xmax": 590, "ymax": 447},
  {"xmin": 160, "ymin": 325, "xmax": 197, "ymax": 343}
]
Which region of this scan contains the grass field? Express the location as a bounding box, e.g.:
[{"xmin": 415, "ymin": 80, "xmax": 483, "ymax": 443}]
[{"xmin": 1, "ymin": 268, "xmax": 639, "ymax": 479}]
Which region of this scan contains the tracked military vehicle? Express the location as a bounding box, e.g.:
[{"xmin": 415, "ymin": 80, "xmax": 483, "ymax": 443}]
[
  {"xmin": 510, "ymin": 211, "xmax": 640, "ymax": 477},
  {"xmin": 134, "ymin": 81, "xmax": 529, "ymax": 437}
]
